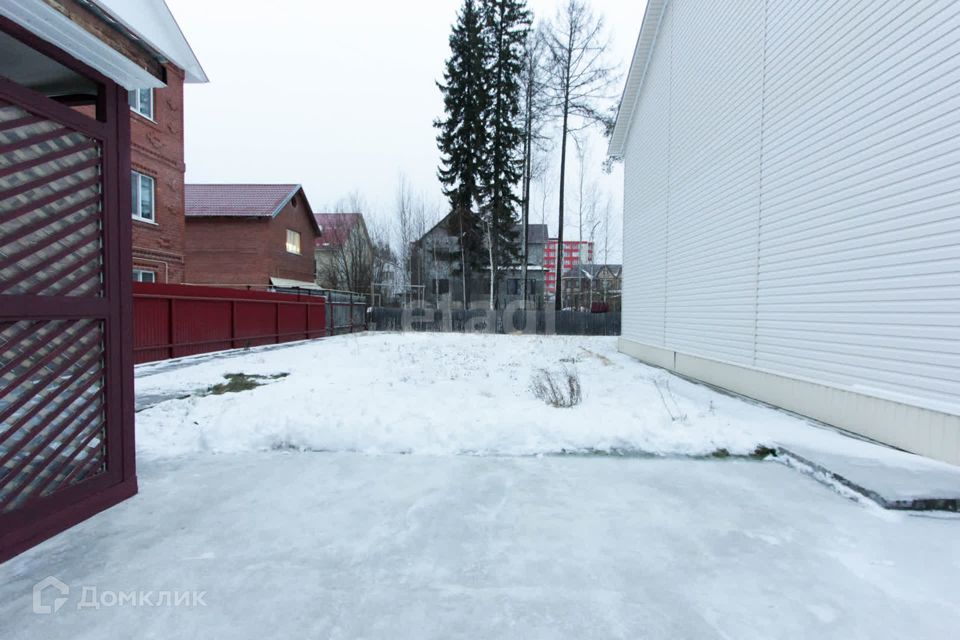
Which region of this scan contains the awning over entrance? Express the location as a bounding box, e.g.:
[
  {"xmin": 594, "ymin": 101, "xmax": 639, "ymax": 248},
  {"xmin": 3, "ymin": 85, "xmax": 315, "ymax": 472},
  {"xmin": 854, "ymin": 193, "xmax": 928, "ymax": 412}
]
[{"xmin": 270, "ymin": 277, "xmax": 323, "ymax": 291}]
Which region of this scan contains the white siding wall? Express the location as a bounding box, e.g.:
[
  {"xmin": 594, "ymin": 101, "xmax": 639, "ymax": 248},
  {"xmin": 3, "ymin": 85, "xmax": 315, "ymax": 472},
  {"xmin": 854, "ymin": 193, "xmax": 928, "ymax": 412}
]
[
  {"xmin": 665, "ymin": 0, "xmax": 765, "ymax": 365},
  {"xmin": 622, "ymin": 0, "xmax": 960, "ymax": 418},
  {"xmin": 621, "ymin": 9, "xmax": 671, "ymax": 348}
]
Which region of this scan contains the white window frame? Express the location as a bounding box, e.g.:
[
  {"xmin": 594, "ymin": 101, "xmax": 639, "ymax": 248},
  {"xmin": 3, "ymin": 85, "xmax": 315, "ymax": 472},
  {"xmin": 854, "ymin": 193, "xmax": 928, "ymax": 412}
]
[
  {"xmin": 132, "ymin": 171, "xmax": 156, "ymax": 223},
  {"xmin": 128, "ymin": 88, "xmax": 154, "ymax": 120},
  {"xmin": 132, "ymin": 269, "xmax": 156, "ymax": 283},
  {"xmin": 286, "ymin": 229, "xmax": 301, "ymax": 255}
]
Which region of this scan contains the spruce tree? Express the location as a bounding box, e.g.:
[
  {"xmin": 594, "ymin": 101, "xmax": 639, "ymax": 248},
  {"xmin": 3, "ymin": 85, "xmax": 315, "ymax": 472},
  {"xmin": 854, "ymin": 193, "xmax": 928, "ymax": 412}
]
[
  {"xmin": 480, "ymin": 0, "xmax": 530, "ymax": 308},
  {"xmin": 435, "ymin": 0, "xmax": 489, "ymax": 309}
]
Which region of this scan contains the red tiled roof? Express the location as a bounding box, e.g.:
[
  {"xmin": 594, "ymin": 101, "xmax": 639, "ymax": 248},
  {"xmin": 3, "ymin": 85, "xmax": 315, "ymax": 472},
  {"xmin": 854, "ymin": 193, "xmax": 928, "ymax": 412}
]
[
  {"xmin": 185, "ymin": 184, "xmax": 301, "ymax": 218},
  {"xmin": 314, "ymin": 213, "xmax": 364, "ymax": 249}
]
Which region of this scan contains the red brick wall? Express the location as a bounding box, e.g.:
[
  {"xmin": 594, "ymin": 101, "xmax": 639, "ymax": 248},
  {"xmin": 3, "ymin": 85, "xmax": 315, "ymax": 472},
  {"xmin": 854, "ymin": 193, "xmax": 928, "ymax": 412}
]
[
  {"xmin": 267, "ymin": 198, "xmax": 319, "ymax": 283},
  {"xmin": 130, "ymin": 64, "xmax": 186, "ymax": 283},
  {"xmin": 79, "ymin": 66, "xmax": 188, "ymax": 281},
  {"xmin": 184, "ymin": 194, "xmax": 320, "ymax": 287}
]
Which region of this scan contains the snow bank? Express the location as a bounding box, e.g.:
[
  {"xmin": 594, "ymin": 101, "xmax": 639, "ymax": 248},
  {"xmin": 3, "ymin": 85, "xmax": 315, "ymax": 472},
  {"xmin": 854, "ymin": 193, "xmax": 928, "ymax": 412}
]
[{"xmin": 134, "ymin": 333, "xmax": 864, "ymax": 459}]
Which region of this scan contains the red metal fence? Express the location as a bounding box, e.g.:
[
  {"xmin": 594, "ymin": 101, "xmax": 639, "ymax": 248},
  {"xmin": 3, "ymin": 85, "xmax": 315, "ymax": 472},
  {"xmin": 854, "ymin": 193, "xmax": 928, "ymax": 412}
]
[{"xmin": 133, "ymin": 283, "xmax": 329, "ymax": 364}]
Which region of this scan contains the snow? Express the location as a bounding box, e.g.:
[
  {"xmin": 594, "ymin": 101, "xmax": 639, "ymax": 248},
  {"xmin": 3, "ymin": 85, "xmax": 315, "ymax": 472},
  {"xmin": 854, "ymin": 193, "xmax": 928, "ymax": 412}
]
[
  {"xmin": 135, "ymin": 333, "xmax": 908, "ymax": 461},
  {"xmin": 3, "ymin": 453, "xmax": 959, "ymax": 639},
  {"xmin": 5, "ymin": 334, "xmax": 959, "ymax": 638}
]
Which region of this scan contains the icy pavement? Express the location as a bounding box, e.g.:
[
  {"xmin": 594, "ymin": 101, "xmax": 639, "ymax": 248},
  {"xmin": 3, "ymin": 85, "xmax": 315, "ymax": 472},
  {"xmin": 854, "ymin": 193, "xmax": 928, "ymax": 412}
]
[{"xmin": 2, "ymin": 453, "xmax": 959, "ymax": 640}]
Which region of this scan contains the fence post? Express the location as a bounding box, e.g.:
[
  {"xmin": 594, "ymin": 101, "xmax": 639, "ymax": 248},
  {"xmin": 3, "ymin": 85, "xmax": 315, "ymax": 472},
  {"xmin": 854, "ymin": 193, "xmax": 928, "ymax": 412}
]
[
  {"xmin": 230, "ymin": 300, "xmax": 237, "ymax": 349},
  {"xmin": 274, "ymin": 302, "xmax": 280, "ymax": 344},
  {"xmin": 168, "ymin": 297, "xmax": 175, "ymax": 360}
]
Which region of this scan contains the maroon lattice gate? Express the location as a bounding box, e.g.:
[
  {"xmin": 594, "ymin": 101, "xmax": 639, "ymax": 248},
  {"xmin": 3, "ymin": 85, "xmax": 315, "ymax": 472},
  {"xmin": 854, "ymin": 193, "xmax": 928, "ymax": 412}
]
[{"xmin": 0, "ymin": 29, "xmax": 136, "ymax": 563}]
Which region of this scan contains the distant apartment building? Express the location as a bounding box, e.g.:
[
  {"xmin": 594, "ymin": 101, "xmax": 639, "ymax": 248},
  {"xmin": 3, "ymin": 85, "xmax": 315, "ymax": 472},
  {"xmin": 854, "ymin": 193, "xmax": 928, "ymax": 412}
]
[{"xmin": 544, "ymin": 239, "xmax": 594, "ymax": 295}]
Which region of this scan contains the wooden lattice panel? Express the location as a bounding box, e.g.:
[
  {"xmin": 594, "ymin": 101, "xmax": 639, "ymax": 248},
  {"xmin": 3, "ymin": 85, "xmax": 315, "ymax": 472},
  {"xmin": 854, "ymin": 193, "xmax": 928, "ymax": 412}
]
[
  {"xmin": 0, "ymin": 100, "xmax": 104, "ymax": 297},
  {"xmin": 0, "ymin": 319, "xmax": 107, "ymax": 513}
]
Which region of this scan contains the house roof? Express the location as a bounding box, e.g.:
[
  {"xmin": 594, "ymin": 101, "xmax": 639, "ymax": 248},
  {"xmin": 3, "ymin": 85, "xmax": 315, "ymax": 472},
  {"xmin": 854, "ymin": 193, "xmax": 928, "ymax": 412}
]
[
  {"xmin": 562, "ymin": 264, "xmax": 623, "ymax": 279},
  {"xmin": 416, "ymin": 212, "xmax": 549, "ymax": 245},
  {"xmin": 314, "ymin": 213, "xmax": 365, "ymax": 250},
  {"xmin": 185, "ymin": 184, "xmax": 321, "ymax": 233},
  {"xmin": 607, "ymin": 0, "xmax": 668, "ymax": 157},
  {"xmin": 92, "ymin": 0, "xmax": 208, "ymax": 83},
  {"xmin": 2, "ymin": 0, "xmax": 208, "ymax": 89}
]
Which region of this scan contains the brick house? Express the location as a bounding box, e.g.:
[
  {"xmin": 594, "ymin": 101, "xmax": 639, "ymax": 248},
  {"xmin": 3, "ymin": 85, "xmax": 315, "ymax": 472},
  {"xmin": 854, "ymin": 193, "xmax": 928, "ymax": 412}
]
[
  {"xmin": 314, "ymin": 213, "xmax": 373, "ymax": 292},
  {"xmin": 66, "ymin": 1, "xmax": 207, "ymax": 283},
  {"xmin": 129, "ymin": 62, "xmax": 199, "ymax": 284},
  {"xmin": 184, "ymin": 184, "xmax": 322, "ymax": 289}
]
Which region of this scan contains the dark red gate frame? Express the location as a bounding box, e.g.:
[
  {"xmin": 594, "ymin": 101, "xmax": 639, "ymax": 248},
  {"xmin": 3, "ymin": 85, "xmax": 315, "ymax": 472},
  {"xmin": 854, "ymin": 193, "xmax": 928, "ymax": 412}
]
[
  {"xmin": 132, "ymin": 283, "xmax": 328, "ymax": 364},
  {"xmin": 0, "ymin": 18, "xmax": 136, "ymax": 563}
]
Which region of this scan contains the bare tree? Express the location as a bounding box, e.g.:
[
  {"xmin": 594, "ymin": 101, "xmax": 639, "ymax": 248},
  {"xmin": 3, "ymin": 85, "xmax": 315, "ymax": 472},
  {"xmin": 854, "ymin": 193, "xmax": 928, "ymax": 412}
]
[
  {"xmin": 598, "ymin": 193, "xmax": 617, "ymax": 266},
  {"xmin": 536, "ymin": 161, "xmax": 554, "ymax": 227},
  {"xmin": 519, "ymin": 25, "xmax": 550, "ymax": 307},
  {"xmin": 316, "ymin": 193, "xmax": 377, "ymax": 296},
  {"xmin": 394, "ymin": 174, "xmax": 416, "ymax": 288},
  {"xmin": 394, "ymin": 174, "xmax": 434, "ymax": 305},
  {"xmin": 543, "ymin": 0, "xmax": 617, "ymax": 310}
]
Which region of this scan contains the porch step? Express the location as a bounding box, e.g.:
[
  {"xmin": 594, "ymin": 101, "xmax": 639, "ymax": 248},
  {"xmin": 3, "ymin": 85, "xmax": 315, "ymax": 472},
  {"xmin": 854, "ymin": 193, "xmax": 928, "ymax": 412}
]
[{"xmin": 779, "ymin": 445, "xmax": 960, "ymax": 512}]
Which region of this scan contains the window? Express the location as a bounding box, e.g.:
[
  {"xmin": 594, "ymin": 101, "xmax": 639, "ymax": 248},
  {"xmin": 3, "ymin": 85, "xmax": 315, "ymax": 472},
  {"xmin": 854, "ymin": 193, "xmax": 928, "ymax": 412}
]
[
  {"xmin": 132, "ymin": 269, "xmax": 156, "ymax": 283},
  {"xmin": 432, "ymin": 278, "xmax": 450, "ymax": 295},
  {"xmin": 131, "ymin": 171, "xmax": 155, "ymax": 222},
  {"xmin": 128, "ymin": 88, "xmax": 154, "ymax": 119},
  {"xmin": 286, "ymin": 229, "xmax": 301, "ymax": 254}
]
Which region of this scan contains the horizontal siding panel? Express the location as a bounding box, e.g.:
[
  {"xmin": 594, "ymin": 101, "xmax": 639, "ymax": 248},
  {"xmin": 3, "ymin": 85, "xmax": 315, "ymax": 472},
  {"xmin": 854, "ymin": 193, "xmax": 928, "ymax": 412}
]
[
  {"xmin": 664, "ymin": 0, "xmax": 764, "ymax": 366},
  {"xmin": 620, "ymin": 5, "xmax": 672, "ymax": 347},
  {"xmin": 620, "ymin": 0, "xmax": 960, "ymax": 415},
  {"xmin": 757, "ymin": 0, "xmax": 960, "ymax": 412},
  {"xmin": 758, "ymin": 328, "xmax": 960, "ymax": 356}
]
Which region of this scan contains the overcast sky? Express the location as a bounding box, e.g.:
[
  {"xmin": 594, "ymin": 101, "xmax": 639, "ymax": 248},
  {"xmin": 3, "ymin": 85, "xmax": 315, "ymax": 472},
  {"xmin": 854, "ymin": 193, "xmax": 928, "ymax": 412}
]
[{"xmin": 165, "ymin": 0, "xmax": 646, "ymax": 257}]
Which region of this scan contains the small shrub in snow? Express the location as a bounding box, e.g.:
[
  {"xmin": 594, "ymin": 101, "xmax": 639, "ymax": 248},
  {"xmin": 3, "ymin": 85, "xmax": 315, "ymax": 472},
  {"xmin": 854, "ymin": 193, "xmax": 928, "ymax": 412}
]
[{"xmin": 531, "ymin": 367, "xmax": 582, "ymax": 408}]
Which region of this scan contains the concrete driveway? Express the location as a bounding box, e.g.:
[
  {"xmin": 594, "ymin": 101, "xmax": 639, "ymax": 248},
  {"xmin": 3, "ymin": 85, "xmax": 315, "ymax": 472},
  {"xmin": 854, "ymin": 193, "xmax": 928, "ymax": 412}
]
[{"xmin": 2, "ymin": 452, "xmax": 958, "ymax": 639}]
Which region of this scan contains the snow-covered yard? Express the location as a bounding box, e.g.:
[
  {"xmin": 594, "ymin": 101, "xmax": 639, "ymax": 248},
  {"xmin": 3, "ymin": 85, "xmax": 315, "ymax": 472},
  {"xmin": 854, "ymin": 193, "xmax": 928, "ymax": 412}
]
[
  {"xmin": 134, "ymin": 332, "xmax": 896, "ymax": 460},
  {"xmin": 2, "ymin": 334, "xmax": 959, "ymax": 639}
]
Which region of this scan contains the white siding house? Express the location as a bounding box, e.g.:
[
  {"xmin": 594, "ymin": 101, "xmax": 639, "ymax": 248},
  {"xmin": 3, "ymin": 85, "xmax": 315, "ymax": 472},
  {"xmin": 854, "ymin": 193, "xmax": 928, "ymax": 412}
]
[{"xmin": 610, "ymin": 0, "xmax": 960, "ymax": 465}]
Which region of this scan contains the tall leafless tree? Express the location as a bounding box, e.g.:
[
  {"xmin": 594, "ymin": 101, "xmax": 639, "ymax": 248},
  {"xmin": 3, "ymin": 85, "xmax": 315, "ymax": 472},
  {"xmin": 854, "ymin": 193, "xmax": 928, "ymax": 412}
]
[
  {"xmin": 519, "ymin": 25, "xmax": 550, "ymax": 307},
  {"xmin": 394, "ymin": 174, "xmax": 416, "ymax": 288},
  {"xmin": 316, "ymin": 193, "xmax": 383, "ymax": 298},
  {"xmin": 543, "ymin": 0, "xmax": 617, "ymax": 310}
]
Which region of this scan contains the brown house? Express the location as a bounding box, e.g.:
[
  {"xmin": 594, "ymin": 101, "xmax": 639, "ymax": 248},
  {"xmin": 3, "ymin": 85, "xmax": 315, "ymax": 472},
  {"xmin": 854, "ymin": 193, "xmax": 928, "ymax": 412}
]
[{"xmin": 184, "ymin": 184, "xmax": 322, "ymax": 288}]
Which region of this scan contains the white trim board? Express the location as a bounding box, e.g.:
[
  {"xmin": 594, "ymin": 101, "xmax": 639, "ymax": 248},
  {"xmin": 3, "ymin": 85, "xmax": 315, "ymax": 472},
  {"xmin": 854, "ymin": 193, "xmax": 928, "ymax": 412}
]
[{"xmin": 619, "ymin": 337, "xmax": 960, "ymax": 466}]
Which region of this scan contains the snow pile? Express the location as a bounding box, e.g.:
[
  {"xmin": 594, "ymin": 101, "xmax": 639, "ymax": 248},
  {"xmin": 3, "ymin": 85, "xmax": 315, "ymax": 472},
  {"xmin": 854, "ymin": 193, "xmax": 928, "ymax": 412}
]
[{"xmin": 135, "ymin": 333, "xmax": 846, "ymax": 459}]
